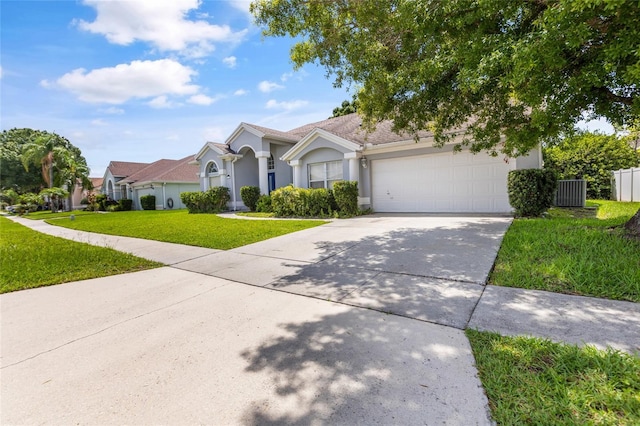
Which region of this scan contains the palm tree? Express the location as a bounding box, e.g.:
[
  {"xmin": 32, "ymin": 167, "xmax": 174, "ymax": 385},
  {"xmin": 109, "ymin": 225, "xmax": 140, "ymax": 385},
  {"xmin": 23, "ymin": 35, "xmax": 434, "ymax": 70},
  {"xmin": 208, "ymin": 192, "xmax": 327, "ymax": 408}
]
[
  {"xmin": 21, "ymin": 132, "xmax": 90, "ymax": 211},
  {"xmin": 21, "ymin": 134, "xmax": 57, "ymax": 189}
]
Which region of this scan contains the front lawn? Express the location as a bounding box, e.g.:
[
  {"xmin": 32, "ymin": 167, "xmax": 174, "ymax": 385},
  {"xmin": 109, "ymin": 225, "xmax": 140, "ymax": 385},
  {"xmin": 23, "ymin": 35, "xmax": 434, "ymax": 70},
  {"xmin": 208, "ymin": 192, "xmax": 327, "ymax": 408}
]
[
  {"xmin": 490, "ymin": 200, "xmax": 640, "ymax": 302},
  {"xmin": 0, "ymin": 217, "xmax": 161, "ymax": 293},
  {"xmin": 45, "ymin": 209, "xmax": 326, "ymax": 250},
  {"xmin": 467, "ymin": 330, "xmax": 640, "ymax": 425}
]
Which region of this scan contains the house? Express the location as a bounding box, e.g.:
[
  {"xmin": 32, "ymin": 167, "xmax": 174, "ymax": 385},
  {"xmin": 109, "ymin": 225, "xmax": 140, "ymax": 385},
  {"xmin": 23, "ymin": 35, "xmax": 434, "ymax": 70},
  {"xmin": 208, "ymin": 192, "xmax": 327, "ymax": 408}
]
[
  {"xmin": 193, "ymin": 113, "xmax": 542, "ymax": 213},
  {"xmin": 102, "ymin": 156, "xmax": 199, "ymax": 210}
]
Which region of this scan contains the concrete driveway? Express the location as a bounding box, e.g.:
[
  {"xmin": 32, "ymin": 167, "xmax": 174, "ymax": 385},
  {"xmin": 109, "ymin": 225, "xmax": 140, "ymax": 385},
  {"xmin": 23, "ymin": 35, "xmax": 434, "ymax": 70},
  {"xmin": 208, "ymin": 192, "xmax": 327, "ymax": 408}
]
[{"xmin": 175, "ymin": 215, "xmax": 511, "ymax": 329}]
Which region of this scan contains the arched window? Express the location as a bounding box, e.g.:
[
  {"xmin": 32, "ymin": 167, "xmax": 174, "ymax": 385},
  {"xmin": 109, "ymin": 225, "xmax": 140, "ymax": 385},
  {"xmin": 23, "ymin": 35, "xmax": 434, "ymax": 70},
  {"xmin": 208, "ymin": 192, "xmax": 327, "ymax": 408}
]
[
  {"xmin": 207, "ymin": 161, "xmax": 219, "ymax": 174},
  {"xmin": 267, "ymin": 154, "xmax": 275, "ymax": 170}
]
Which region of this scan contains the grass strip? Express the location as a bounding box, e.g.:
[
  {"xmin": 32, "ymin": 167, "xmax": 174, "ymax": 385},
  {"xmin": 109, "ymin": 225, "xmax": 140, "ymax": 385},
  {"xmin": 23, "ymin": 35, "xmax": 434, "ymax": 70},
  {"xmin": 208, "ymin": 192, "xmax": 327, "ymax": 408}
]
[
  {"xmin": 490, "ymin": 200, "xmax": 640, "ymax": 302},
  {"xmin": 21, "ymin": 210, "xmax": 96, "ymax": 220},
  {"xmin": 467, "ymin": 330, "xmax": 640, "ymax": 426},
  {"xmin": 0, "ymin": 217, "xmax": 161, "ymax": 293},
  {"xmin": 46, "ymin": 209, "xmax": 326, "ymax": 250}
]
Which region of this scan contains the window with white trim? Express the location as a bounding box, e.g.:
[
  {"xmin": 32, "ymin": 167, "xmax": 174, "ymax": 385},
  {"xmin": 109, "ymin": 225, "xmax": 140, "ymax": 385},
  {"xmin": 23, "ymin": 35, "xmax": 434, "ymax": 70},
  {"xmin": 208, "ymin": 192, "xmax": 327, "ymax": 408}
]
[
  {"xmin": 267, "ymin": 154, "xmax": 275, "ymax": 170},
  {"xmin": 308, "ymin": 161, "xmax": 343, "ymax": 189},
  {"xmin": 206, "ymin": 161, "xmax": 219, "ymax": 174}
]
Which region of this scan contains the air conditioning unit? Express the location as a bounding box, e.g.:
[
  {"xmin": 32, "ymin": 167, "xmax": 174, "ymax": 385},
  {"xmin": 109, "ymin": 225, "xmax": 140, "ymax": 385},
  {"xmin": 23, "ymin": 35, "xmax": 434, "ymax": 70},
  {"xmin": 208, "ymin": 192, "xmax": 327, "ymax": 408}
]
[{"xmin": 554, "ymin": 179, "xmax": 587, "ymax": 207}]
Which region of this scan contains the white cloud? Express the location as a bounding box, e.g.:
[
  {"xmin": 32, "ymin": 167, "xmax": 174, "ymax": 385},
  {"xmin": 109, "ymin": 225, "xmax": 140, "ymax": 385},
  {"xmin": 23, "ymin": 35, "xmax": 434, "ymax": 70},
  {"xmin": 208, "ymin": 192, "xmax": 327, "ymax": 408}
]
[
  {"xmin": 100, "ymin": 106, "xmax": 124, "ymax": 115},
  {"xmin": 280, "ymin": 72, "xmax": 293, "ymax": 82},
  {"xmin": 91, "ymin": 119, "xmax": 108, "ymax": 126},
  {"xmin": 76, "ymin": 0, "xmax": 247, "ymax": 58},
  {"xmin": 0, "ymin": 66, "xmax": 3, "ymax": 79},
  {"xmin": 148, "ymin": 95, "xmax": 176, "ymax": 109},
  {"xmin": 227, "ymin": 0, "xmax": 252, "ymax": 16},
  {"xmin": 222, "ymin": 56, "xmax": 237, "ymax": 69},
  {"xmin": 203, "ymin": 126, "xmax": 226, "ymax": 141},
  {"xmin": 265, "ymin": 99, "xmax": 308, "ymax": 111},
  {"xmin": 53, "ymin": 59, "xmax": 199, "ymax": 104},
  {"xmin": 188, "ymin": 94, "xmax": 223, "ymax": 106},
  {"xmin": 234, "ymin": 89, "xmax": 248, "ymax": 96},
  {"xmin": 40, "ymin": 79, "xmax": 51, "ymax": 88},
  {"xmin": 258, "ymin": 80, "xmax": 284, "ymax": 93},
  {"xmin": 166, "ymin": 134, "xmax": 180, "ymax": 141}
]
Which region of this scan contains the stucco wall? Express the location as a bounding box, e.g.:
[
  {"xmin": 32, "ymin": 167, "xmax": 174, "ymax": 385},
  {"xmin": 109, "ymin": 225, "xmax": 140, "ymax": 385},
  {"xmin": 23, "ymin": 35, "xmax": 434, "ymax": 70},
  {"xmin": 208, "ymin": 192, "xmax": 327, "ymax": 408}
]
[{"xmin": 298, "ymin": 147, "xmax": 347, "ymax": 189}]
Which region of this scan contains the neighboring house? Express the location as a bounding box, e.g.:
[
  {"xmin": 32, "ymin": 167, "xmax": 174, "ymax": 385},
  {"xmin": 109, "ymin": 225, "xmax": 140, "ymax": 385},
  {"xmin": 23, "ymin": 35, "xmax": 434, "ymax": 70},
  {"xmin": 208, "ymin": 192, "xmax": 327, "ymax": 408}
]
[
  {"xmin": 102, "ymin": 157, "xmax": 199, "ymax": 210},
  {"xmin": 69, "ymin": 177, "xmax": 103, "ymax": 210},
  {"xmin": 193, "ymin": 113, "xmax": 541, "ymax": 213}
]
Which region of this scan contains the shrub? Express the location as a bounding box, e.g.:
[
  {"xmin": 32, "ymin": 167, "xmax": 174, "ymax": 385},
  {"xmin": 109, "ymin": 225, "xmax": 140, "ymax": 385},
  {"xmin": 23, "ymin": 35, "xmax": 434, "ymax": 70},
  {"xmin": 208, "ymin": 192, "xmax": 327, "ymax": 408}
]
[
  {"xmin": 180, "ymin": 187, "xmax": 230, "ymax": 213},
  {"xmin": 80, "ymin": 197, "xmax": 89, "ymax": 205},
  {"xmin": 332, "ymin": 181, "xmax": 359, "ymax": 216},
  {"xmin": 107, "ymin": 204, "xmax": 121, "ymax": 212},
  {"xmin": 544, "ymin": 132, "xmax": 639, "ymax": 199},
  {"xmin": 271, "ymin": 185, "xmax": 333, "ymax": 217},
  {"xmin": 140, "ymin": 195, "xmax": 156, "ymax": 210},
  {"xmin": 118, "ymin": 199, "xmax": 133, "ymax": 211},
  {"xmin": 508, "ymin": 169, "xmax": 557, "ymax": 217},
  {"xmin": 256, "ymin": 195, "xmax": 273, "ymax": 213},
  {"xmin": 240, "ymin": 186, "xmax": 261, "ymax": 211},
  {"xmin": 93, "ymin": 194, "xmax": 108, "ymax": 211}
]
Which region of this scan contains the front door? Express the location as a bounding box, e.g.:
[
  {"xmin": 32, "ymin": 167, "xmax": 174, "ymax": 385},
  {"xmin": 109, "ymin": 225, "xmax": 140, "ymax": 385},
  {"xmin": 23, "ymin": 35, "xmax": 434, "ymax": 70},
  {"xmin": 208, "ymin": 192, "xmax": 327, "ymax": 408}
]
[{"xmin": 268, "ymin": 172, "xmax": 276, "ymax": 194}]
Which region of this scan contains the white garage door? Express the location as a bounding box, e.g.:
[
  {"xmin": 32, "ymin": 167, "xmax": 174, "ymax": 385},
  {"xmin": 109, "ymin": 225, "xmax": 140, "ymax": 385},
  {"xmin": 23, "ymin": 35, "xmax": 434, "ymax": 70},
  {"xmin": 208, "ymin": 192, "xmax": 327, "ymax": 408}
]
[{"xmin": 371, "ymin": 151, "xmax": 514, "ymax": 213}]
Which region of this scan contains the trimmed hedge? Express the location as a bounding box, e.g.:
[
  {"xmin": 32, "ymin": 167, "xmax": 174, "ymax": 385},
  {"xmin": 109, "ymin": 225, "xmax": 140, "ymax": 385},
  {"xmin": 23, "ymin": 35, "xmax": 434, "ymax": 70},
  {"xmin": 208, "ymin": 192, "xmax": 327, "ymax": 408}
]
[
  {"xmin": 333, "ymin": 181, "xmax": 359, "ymax": 216},
  {"xmin": 140, "ymin": 195, "xmax": 156, "ymax": 210},
  {"xmin": 508, "ymin": 169, "xmax": 557, "ymax": 217},
  {"xmin": 180, "ymin": 187, "xmax": 230, "ymax": 213},
  {"xmin": 270, "ymin": 183, "xmax": 358, "ymax": 217},
  {"xmin": 118, "ymin": 199, "xmax": 133, "ymax": 211},
  {"xmin": 256, "ymin": 195, "xmax": 273, "ymax": 213},
  {"xmin": 240, "ymin": 186, "xmax": 261, "ymax": 211}
]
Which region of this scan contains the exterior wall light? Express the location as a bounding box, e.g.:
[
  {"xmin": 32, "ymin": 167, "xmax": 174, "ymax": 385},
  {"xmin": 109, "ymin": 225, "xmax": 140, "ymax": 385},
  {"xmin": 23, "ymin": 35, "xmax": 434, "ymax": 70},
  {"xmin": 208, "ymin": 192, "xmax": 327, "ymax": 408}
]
[{"xmin": 360, "ymin": 157, "xmax": 368, "ymax": 168}]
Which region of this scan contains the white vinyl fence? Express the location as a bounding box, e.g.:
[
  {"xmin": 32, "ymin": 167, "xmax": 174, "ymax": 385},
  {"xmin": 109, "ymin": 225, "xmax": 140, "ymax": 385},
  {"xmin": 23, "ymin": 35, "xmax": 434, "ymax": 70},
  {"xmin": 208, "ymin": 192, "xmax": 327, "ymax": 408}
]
[{"xmin": 612, "ymin": 167, "xmax": 640, "ymax": 202}]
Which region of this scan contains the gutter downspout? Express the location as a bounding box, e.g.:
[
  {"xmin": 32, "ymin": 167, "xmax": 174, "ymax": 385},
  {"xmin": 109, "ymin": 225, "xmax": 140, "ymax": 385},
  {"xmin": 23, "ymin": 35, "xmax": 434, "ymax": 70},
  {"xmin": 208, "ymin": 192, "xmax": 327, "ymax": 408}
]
[
  {"xmin": 162, "ymin": 182, "xmax": 166, "ymax": 210},
  {"xmin": 231, "ymin": 157, "xmax": 238, "ymax": 211}
]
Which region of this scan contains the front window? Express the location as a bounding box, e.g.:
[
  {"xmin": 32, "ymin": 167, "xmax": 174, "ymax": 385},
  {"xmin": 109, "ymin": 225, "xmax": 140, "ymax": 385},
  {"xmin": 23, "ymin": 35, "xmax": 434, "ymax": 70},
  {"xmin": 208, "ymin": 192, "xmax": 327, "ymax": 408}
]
[
  {"xmin": 308, "ymin": 161, "xmax": 342, "ymax": 189},
  {"xmin": 267, "ymin": 154, "xmax": 275, "ymax": 170},
  {"xmin": 207, "ymin": 161, "xmax": 219, "ymax": 175}
]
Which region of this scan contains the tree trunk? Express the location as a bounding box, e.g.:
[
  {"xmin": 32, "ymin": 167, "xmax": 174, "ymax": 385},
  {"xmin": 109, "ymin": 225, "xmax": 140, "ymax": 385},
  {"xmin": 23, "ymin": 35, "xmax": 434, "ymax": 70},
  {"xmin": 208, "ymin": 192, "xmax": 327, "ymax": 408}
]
[{"xmin": 625, "ymin": 208, "xmax": 640, "ymax": 240}]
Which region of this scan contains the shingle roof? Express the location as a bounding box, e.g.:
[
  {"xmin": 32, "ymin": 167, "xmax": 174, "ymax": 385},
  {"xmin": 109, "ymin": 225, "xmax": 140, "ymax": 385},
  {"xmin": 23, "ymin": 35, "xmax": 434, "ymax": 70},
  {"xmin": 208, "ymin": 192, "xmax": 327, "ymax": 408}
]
[
  {"xmin": 286, "ymin": 113, "xmax": 433, "ymax": 145},
  {"xmin": 90, "ymin": 177, "xmax": 103, "ymax": 190},
  {"xmin": 120, "ymin": 156, "xmax": 199, "ymax": 184},
  {"xmin": 244, "ymin": 123, "xmax": 299, "ymax": 142},
  {"xmin": 107, "ymin": 161, "xmax": 150, "ymax": 177}
]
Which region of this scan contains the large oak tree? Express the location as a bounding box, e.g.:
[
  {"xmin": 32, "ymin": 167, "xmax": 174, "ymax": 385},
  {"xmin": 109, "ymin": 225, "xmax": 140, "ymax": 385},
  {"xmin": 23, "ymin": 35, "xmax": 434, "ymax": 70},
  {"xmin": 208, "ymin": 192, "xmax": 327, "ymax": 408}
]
[{"xmin": 252, "ymin": 0, "xmax": 640, "ymax": 156}]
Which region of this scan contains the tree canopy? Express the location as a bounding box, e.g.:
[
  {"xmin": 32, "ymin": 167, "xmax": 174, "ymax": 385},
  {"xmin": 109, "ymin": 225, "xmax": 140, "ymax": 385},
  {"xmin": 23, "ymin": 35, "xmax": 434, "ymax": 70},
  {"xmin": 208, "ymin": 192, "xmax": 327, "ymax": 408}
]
[
  {"xmin": 543, "ymin": 132, "xmax": 639, "ymax": 199},
  {"xmin": 0, "ymin": 128, "xmax": 91, "ymax": 193},
  {"xmin": 331, "ymin": 95, "xmax": 359, "ymax": 118},
  {"xmin": 252, "ymin": 0, "xmax": 640, "ymax": 157}
]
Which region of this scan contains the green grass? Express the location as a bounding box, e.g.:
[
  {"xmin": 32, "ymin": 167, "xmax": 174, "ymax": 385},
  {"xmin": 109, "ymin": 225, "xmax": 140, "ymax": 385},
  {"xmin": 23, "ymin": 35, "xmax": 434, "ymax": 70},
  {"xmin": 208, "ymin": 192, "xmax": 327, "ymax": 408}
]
[
  {"xmin": 45, "ymin": 209, "xmax": 326, "ymax": 250},
  {"xmin": 20, "ymin": 209, "xmax": 97, "ymax": 220},
  {"xmin": 235, "ymin": 212, "xmax": 277, "ymax": 218},
  {"xmin": 490, "ymin": 200, "xmax": 640, "ymax": 302},
  {"xmin": 0, "ymin": 217, "xmax": 161, "ymax": 293},
  {"xmin": 467, "ymin": 330, "xmax": 640, "ymax": 426}
]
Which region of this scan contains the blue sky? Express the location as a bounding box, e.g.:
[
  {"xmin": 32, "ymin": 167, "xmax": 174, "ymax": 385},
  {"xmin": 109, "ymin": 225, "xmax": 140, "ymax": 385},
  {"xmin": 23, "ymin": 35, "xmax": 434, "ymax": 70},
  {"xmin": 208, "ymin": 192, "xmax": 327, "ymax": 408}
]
[{"xmin": 1, "ymin": 0, "xmax": 352, "ymax": 177}]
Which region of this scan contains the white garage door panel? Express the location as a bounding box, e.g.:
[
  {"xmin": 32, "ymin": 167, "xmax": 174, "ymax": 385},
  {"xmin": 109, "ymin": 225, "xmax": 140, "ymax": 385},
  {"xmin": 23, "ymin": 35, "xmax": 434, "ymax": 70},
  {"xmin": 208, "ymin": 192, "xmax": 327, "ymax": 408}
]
[{"xmin": 372, "ymin": 152, "xmax": 512, "ymax": 213}]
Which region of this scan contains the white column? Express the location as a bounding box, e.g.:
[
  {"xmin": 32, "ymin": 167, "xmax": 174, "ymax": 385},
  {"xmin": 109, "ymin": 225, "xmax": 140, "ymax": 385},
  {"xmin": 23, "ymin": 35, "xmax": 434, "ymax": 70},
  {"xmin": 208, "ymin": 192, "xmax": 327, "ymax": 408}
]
[
  {"xmin": 345, "ymin": 152, "xmax": 359, "ymax": 182},
  {"xmin": 290, "ymin": 160, "xmax": 302, "ymax": 187},
  {"xmin": 219, "ymin": 168, "xmax": 227, "ymax": 188},
  {"xmin": 257, "ymin": 154, "xmax": 269, "ymax": 195}
]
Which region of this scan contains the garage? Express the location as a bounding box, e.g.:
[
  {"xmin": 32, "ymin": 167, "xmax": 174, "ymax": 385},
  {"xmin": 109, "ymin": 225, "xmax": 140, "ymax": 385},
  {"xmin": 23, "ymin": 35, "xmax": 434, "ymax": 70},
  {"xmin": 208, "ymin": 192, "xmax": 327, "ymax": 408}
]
[{"xmin": 371, "ymin": 151, "xmax": 514, "ymax": 213}]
